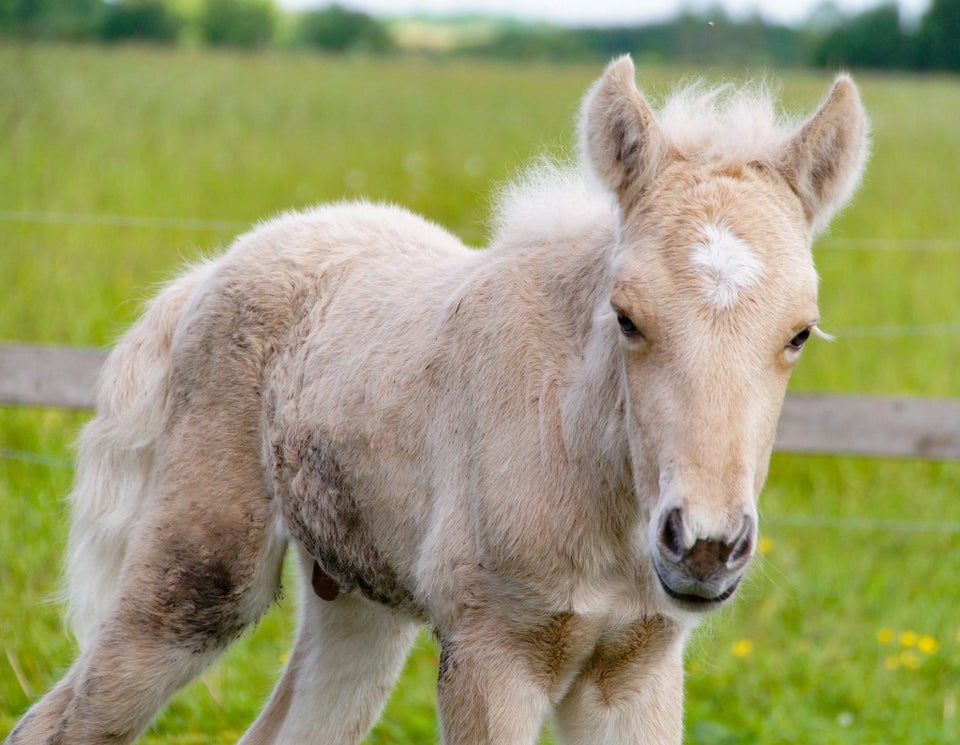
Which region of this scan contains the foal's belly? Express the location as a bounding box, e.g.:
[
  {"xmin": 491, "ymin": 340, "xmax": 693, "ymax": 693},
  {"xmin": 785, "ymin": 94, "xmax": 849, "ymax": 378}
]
[{"xmin": 268, "ymin": 423, "xmax": 428, "ymax": 618}]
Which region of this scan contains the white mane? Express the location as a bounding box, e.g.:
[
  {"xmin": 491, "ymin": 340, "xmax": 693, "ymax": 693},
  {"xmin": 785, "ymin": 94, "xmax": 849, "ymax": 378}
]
[
  {"xmin": 491, "ymin": 79, "xmax": 800, "ymax": 248},
  {"xmin": 490, "ymin": 156, "xmax": 616, "ymax": 248}
]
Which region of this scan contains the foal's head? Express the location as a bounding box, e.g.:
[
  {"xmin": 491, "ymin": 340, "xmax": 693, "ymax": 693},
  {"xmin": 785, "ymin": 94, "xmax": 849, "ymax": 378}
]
[{"xmin": 581, "ymin": 58, "xmax": 867, "ymax": 611}]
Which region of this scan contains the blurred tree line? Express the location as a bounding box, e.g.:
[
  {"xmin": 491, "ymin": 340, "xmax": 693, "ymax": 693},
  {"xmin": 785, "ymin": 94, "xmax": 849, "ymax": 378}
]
[
  {"xmin": 0, "ymin": 0, "xmax": 390, "ymax": 50},
  {"xmin": 0, "ymin": 0, "xmax": 958, "ymax": 72}
]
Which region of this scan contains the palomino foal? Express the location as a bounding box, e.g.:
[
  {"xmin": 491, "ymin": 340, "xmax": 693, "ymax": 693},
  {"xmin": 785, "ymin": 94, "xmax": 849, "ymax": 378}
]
[{"xmin": 9, "ymin": 57, "xmax": 867, "ymax": 744}]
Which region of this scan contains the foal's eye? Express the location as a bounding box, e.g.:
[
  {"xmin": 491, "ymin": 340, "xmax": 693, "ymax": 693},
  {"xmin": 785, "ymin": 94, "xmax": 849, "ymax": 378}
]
[
  {"xmin": 788, "ymin": 328, "xmax": 811, "ymax": 350},
  {"xmin": 616, "ymin": 312, "xmax": 642, "ymax": 338}
]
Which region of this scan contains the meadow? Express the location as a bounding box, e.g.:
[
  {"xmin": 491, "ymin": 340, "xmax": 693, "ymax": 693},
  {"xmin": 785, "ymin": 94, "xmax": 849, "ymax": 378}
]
[{"xmin": 1, "ymin": 45, "xmax": 959, "ymax": 743}]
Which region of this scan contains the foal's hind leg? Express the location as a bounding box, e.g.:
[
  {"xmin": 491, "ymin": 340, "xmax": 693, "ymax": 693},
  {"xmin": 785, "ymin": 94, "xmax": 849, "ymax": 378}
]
[
  {"xmin": 9, "ymin": 616, "xmax": 236, "ymax": 745},
  {"xmin": 8, "ymin": 440, "xmax": 287, "ymax": 744},
  {"xmin": 240, "ymin": 548, "xmax": 420, "ymax": 745}
]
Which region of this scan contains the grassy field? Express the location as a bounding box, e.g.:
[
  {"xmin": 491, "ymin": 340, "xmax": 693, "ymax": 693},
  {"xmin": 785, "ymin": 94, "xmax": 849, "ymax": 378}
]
[{"xmin": 2, "ymin": 45, "xmax": 959, "ymax": 743}]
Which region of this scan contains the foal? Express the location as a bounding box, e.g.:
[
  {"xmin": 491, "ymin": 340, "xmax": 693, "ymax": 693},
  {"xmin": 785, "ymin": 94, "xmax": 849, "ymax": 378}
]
[{"xmin": 9, "ymin": 57, "xmax": 867, "ymax": 744}]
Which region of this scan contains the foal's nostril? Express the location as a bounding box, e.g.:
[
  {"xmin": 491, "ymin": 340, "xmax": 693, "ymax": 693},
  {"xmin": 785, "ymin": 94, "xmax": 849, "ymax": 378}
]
[
  {"xmin": 658, "ymin": 508, "xmax": 686, "ymax": 560},
  {"xmin": 726, "ymin": 516, "xmax": 754, "ymax": 566}
]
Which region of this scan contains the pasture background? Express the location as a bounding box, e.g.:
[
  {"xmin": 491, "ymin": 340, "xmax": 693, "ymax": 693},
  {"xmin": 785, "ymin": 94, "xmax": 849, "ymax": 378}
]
[{"xmin": 1, "ymin": 45, "xmax": 959, "ymax": 743}]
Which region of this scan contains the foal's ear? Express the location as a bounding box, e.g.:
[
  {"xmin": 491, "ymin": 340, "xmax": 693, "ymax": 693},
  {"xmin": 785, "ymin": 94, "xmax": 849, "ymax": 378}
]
[
  {"xmin": 580, "ymin": 55, "xmax": 673, "ymax": 208},
  {"xmin": 778, "ymin": 75, "xmax": 869, "ymax": 233}
]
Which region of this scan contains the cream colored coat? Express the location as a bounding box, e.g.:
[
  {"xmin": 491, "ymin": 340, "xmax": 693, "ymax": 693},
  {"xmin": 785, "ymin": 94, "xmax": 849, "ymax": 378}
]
[{"xmin": 9, "ymin": 57, "xmax": 867, "ymax": 745}]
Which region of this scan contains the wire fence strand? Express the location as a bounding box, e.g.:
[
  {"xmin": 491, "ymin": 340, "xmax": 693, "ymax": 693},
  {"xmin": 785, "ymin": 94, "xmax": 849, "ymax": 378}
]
[
  {"xmin": 0, "ymin": 448, "xmax": 73, "ymax": 469},
  {"xmin": 0, "ymin": 209, "xmax": 246, "ymax": 233},
  {"xmin": 830, "ymin": 323, "xmax": 960, "ymax": 338},
  {"xmin": 765, "ymin": 514, "xmax": 960, "ymax": 534},
  {"xmin": 817, "ymin": 237, "xmax": 960, "ymax": 251},
  {"xmin": 3, "ymin": 208, "xmax": 960, "ymax": 251}
]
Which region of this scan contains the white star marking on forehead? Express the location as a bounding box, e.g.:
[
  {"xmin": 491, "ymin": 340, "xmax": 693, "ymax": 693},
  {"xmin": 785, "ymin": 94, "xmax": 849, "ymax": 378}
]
[{"xmin": 690, "ymin": 223, "xmax": 763, "ymax": 310}]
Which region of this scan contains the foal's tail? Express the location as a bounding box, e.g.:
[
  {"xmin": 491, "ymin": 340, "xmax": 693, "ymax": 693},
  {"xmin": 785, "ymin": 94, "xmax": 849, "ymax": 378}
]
[{"xmin": 65, "ymin": 260, "xmax": 215, "ymax": 648}]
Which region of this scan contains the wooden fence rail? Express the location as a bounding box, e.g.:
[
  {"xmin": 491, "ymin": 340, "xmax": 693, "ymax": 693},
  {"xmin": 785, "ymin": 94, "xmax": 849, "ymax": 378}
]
[
  {"xmin": 2, "ymin": 343, "xmax": 959, "ymax": 461},
  {"xmin": 0, "ymin": 344, "xmax": 105, "ymax": 410}
]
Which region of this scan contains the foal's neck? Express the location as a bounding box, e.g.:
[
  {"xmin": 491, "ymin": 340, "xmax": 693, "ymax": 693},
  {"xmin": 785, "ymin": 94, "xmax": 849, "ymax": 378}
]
[{"xmin": 505, "ymin": 223, "xmax": 629, "ymax": 474}]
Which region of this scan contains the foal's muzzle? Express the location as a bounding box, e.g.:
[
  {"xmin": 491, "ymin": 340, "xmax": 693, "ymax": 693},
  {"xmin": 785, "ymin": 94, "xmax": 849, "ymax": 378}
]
[{"xmin": 652, "ymin": 508, "xmax": 754, "ymax": 611}]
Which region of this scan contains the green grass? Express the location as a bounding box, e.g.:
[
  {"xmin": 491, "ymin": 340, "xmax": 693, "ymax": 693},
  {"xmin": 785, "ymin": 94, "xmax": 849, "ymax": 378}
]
[{"xmin": 2, "ymin": 45, "xmax": 959, "ymax": 743}]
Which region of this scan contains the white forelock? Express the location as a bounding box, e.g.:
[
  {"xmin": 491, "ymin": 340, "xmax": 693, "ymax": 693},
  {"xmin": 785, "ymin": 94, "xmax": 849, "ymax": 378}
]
[{"xmin": 656, "ymin": 79, "xmax": 799, "ymax": 167}]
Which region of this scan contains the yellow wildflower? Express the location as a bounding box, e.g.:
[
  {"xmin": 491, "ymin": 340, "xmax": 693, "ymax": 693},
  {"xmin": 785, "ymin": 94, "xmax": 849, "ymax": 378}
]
[
  {"xmin": 758, "ymin": 537, "xmax": 774, "ymax": 556},
  {"xmin": 732, "ymin": 639, "xmax": 753, "ymax": 658},
  {"xmin": 900, "ymin": 650, "xmax": 921, "ymax": 670},
  {"xmin": 876, "ymin": 628, "xmax": 894, "ymax": 644},
  {"xmin": 899, "ymin": 630, "xmax": 918, "ymax": 648},
  {"xmin": 884, "ymin": 655, "xmax": 899, "ymax": 671},
  {"xmin": 918, "ymin": 635, "xmax": 939, "ymax": 654}
]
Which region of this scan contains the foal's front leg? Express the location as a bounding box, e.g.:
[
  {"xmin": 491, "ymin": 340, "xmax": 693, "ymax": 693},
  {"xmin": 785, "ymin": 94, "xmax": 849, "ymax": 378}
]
[
  {"xmin": 240, "ymin": 549, "xmax": 420, "ymax": 745},
  {"xmin": 436, "ymin": 634, "xmax": 551, "ymax": 745},
  {"xmin": 436, "ymin": 609, "xmax": 604, "ymax": 745},
  {"xmin": 553, "ymin": 617, "xmax": 686, "ymax": 745}
]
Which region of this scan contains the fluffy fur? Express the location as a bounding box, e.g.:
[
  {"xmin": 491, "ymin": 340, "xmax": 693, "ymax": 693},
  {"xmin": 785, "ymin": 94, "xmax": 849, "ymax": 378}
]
[
  {"xmin": 9, "ymin": 56, "xmax": 868, "ymax": 745},
  {"xmin": 690, "ymin": 223, "xmax": 764, "ymax": 310}
]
